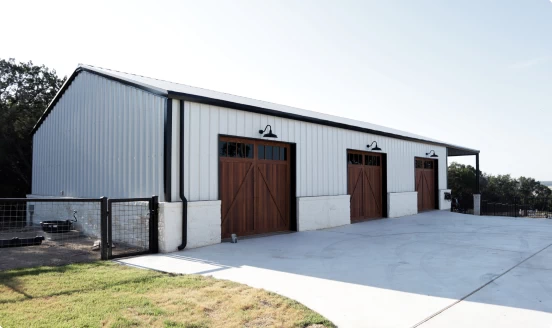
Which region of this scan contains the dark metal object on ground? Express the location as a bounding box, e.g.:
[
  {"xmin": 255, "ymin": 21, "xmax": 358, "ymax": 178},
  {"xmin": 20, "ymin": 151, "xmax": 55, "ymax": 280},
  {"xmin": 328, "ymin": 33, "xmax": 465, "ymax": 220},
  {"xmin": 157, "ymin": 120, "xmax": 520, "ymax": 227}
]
[
  {"xmin": 0, "ymin": 236, "xmax": 45, "ymax": 248},
  {"xmin": 40, "ymin": 220, "xmax": 73, "ymax": 233}
]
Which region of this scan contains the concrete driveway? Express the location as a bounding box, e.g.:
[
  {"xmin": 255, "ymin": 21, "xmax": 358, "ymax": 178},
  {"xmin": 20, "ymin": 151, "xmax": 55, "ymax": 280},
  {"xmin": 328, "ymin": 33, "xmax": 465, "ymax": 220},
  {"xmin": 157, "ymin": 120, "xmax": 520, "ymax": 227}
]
[{"xmin": 119, "ymin": 211, "xmax": 552, "ymax": 328}]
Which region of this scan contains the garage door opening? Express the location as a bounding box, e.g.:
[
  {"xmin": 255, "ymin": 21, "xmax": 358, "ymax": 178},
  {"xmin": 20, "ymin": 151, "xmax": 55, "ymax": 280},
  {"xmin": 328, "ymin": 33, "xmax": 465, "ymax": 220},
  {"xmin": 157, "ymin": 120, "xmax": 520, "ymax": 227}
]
[
  {"xmin": 415, "ymin": 158, "xmax": 439, "ymax": 212},
  {"xmin": 219, "ymin": 136, "xmax": 292, "ymax": 239},
  {"xmin": 347, "ymin": 150, "xmax": 387, "ymax": 222}
]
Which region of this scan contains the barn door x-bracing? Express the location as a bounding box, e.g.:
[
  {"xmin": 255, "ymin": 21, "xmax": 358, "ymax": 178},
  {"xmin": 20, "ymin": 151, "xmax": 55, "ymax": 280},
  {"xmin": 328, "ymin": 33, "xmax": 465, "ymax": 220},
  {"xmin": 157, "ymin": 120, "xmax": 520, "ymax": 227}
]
[
  {"xmin": 219, "ymin": 137, "xmax": 290, "ymax": 239},
  {"xmin": 347, "ymin": 150, "xmax": 384, "ymax": 222},
  {"xmin": 415, "ymin": 158, "xmax": 437, "ymax": 212}
]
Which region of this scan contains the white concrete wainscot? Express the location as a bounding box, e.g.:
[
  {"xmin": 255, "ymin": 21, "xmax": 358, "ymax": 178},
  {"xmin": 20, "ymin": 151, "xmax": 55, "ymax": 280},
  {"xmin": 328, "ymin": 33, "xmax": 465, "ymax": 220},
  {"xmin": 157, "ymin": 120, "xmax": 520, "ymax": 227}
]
[
  {"xmin": 158, "ymin": 200, "xmax": 221, "ymax": 253},
  {"xmin": 387, "ymin": 192, "xmax": 418, "ymax": 218},
  {"xmin": 296, "ymin": 195, "xmax": 350, "ymax": 231}
]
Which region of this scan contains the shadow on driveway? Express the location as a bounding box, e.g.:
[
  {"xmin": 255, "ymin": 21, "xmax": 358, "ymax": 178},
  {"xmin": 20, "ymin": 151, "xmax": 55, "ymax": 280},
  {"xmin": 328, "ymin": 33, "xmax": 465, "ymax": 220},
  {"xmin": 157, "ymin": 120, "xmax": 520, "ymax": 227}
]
[{"xmin": 119, "ymin": 211, "xmax": 552, "ymax": 328}]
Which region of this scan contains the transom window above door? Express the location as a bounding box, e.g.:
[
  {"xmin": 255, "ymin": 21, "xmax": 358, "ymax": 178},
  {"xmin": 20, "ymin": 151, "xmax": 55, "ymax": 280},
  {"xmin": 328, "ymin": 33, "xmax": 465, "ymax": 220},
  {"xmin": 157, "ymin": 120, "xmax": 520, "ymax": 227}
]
[
  {"xmin": 415, "ymin": 158, "xmax": 435, "ymax": 169},
  {"xmin": 348, "ymin": 153, "xmax": 381, "ymax": 166},
  {"xmin": 219, "ymin": 141, "xmax": 254, "ymax": 158},
  {"xmin": 365, "ymin": 155, "xmax": 381, "ymax": 166},
  {"xmin": 348, "ymin": 153, "xmax": 363, "ymax": 165},
  {"xmin": 258, "ymin": 145, "xmax": 287, "ymax": 161}
]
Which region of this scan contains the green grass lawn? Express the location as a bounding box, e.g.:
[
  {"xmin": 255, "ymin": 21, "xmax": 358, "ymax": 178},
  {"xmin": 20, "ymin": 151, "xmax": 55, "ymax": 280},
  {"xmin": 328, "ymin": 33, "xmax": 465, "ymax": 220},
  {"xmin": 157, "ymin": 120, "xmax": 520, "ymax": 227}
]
[{"xmin": 0, "ymin": 262, "xmax": 334, "ymax": 328}]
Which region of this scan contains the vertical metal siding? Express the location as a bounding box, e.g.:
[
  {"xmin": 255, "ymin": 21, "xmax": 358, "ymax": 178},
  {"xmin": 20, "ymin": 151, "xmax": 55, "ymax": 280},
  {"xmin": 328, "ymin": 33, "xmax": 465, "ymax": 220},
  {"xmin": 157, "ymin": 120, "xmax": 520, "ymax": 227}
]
[
  {"xmin": 31, "ymin": 71, "xmax": 166, "ymax": 200},
  {"xmin": 182, "ymin": 101, "xmax": 447, "ymax": 201}
]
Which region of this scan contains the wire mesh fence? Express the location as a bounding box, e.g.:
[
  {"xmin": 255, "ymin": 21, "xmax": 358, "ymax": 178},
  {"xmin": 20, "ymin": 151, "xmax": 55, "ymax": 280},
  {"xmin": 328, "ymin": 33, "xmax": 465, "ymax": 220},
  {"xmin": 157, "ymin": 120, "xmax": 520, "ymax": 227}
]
[
  {"xmin": 108, "ymin": 198, "xmax": 158, "ymax": 259},
  {"xmin": 0, "ymin": 196, "xmax": 158, "ymax": 270},
  {"xmin": 0, "ymin": 198, "xmax": 102, "ymax": 270}
]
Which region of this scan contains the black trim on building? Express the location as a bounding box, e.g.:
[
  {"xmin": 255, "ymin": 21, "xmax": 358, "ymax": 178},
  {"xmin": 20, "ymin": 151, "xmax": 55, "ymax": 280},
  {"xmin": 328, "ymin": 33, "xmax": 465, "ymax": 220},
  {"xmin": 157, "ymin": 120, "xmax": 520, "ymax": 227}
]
[
  {"xmin": 178, "ymin": 99, "xmax": 188, "ymax": 250},
  {"xmin": 164, "ymin": 99, "xmax": 172, "ymax": 202},
  {"xmin": 167, "ymin": 91, "xmax": 479, "ymax": 155},
  {"xmin": 434, "ymin": 159, "xmax": 439, "ymax": 210},
  {"xmin": 31, "ymin": 67, "xmax": 479, "ymax": 157},
  {"xmin": 382, "ymin": 153, "xmax": 388, "ymax": 217},
  {"xmin": 290, "ymin": 143, "xmax": 297, "ymax": 231}
]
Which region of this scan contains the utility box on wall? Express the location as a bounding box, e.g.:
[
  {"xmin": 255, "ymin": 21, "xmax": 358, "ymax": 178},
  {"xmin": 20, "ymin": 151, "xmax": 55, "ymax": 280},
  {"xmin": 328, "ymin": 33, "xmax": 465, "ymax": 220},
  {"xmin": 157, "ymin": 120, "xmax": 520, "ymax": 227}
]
[{"xmin": 439, "ymin": 189, "xmax": 452, "ymax": 210}]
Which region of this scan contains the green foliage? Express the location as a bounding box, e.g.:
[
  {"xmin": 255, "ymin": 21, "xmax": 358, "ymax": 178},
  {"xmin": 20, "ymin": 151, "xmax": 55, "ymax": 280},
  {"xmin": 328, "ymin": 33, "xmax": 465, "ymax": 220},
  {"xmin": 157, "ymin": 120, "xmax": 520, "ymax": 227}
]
[
  {"xmin": 448, "ymin": 162, "xmax": 552, "ymax": 208},
  {"xmin": 0, "ymin": 58, "xmax": 65, "ymax": 196}
]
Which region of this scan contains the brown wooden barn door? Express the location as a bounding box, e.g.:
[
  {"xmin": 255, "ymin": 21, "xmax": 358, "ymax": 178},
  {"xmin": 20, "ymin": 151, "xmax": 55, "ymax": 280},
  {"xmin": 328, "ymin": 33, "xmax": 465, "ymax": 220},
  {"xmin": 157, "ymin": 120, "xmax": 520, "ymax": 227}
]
[
  {"xmin": 347, "ymin": 150, "xmax": 383, "ymax": 222},
  {"xmin": 415, "ymin": 158, "xmax": 437, "ymax": 212},
  {"xmin": 220, "ymin": 137, "xmax": 290, "ymax": 239},
  {"xmin": 256, "ymin": 143, "xmax": 289, "ymax": 234}
]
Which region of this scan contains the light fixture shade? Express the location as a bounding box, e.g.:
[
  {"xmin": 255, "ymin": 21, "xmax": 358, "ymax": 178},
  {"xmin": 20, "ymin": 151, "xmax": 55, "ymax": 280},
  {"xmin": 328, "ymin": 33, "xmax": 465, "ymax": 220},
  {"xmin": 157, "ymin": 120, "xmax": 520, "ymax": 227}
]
[
  {"xmin": 259, "ymin": 125, "xmax": 278, "ymax": 138},
  {"xmin": 426, "ymin": 150, "xmax": 438, "ymax": 157},
  {"xmin": 367, "ymin": 141, "xmax": 382, "ymax": 151},
  {"xmin": 264, "ymin": 130, "xmax": 278, "ymax": 138}
]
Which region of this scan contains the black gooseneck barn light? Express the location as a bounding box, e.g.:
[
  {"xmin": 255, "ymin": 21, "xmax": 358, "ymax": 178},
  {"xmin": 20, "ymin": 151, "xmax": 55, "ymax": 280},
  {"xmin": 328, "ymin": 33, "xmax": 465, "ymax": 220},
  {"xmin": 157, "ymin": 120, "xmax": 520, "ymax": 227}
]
[
  {"xmin": 259, "ymin": 125, "xmax": 278, "ymax": 138},
  {"xmin": 426, "ymin": 150, "xmax": 438, "ymax": 157},
  {"xmin": 366, "ymin": 141, "xmax": 382, "ymax": 151}
]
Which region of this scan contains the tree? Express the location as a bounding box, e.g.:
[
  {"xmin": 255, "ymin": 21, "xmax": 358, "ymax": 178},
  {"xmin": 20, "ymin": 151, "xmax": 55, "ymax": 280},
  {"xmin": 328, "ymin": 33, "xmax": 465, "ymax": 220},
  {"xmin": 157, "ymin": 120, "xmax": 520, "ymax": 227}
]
[
  {"xmin": 0, "ymin": 59, "xmax": 65, "ymax": 197},
  {"xmin": 448, "ymin": 161, "xmax": 552, "ymax": 209},
  {"xmin": 447, "ymin": 162, "xmax": 477, "ymax": 203}
]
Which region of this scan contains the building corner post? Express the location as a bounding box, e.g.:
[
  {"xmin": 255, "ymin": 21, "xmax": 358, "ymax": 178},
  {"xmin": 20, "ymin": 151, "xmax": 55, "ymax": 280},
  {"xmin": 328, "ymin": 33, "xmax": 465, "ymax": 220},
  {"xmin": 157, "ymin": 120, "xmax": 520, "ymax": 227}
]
[{"xmin": 474, "ymin": 153, "xmax": 481, "ymax": 215}]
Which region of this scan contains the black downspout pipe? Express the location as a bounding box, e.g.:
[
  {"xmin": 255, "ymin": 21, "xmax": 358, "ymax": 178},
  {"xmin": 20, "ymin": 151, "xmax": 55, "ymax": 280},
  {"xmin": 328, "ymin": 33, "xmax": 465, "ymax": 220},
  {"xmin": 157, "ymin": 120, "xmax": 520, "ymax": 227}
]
[
  {"xmin": 164, "ymin": 99, "xmax": 172, "ymax": 202},
  {"xmin": 178, "ymin": 99, "xmax": 188, "ymax": 250}
]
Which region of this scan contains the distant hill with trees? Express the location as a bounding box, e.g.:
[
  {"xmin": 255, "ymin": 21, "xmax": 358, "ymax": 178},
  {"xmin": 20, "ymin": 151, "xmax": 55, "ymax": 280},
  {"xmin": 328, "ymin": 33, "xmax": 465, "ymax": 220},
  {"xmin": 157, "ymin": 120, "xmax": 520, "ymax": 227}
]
[{"xmin": 540, "ymin": 181, "xmax": 552, "ymax": 187}]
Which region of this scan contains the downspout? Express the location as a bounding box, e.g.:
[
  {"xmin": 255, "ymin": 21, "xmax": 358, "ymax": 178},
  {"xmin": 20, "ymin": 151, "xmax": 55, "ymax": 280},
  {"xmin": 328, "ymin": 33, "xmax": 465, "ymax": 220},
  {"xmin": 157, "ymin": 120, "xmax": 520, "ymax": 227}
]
[
  {"xmin": 164, "ymin": 99, "xmax": 172, "ymax": 202},
  {"xmin": 178, "ymin": 99, "xmax": 188, "ymax": 250}
]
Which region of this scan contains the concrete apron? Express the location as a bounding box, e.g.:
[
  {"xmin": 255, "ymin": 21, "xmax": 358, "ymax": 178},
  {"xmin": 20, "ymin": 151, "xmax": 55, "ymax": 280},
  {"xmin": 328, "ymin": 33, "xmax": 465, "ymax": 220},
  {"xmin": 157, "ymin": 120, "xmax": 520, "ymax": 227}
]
[{"xmin": 118, "ymin": 211, "xmax": 552, "ymax": 328}]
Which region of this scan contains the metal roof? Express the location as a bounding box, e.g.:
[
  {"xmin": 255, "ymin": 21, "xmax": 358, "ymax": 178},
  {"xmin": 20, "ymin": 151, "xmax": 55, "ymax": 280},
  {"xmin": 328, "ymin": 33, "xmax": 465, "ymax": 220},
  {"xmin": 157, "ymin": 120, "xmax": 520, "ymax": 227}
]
[{"xmin": 32, "ymin": 64, "xmax": 479, "ymax": 156}]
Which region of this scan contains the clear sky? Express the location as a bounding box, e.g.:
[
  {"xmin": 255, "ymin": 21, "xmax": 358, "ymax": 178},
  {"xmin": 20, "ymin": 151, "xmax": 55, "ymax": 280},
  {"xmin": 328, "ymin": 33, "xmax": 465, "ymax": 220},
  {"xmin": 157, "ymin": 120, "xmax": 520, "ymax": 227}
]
[{"xmin": 2, "ymin": 0, "xmax": 551, "ymax": 180}]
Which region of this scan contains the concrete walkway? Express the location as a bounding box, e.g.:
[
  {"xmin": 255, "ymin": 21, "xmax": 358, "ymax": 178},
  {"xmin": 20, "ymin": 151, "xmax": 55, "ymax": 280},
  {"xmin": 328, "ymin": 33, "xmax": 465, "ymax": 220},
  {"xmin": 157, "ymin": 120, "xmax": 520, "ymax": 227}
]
[{"xmin": 118, "ymin": 211, "xmax": 552, "ymax": 328}]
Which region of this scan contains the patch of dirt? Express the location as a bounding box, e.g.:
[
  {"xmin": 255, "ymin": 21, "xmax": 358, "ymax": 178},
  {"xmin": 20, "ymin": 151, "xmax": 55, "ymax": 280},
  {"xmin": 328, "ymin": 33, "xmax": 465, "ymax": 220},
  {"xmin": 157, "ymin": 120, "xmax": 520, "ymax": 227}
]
[
  {"xmin": 0, "ymin": 228, "xmax": 145, "ymax": 271},
  {"xmin": 0, "ymin": 235, "xmax": 100, "ymax": 270}
]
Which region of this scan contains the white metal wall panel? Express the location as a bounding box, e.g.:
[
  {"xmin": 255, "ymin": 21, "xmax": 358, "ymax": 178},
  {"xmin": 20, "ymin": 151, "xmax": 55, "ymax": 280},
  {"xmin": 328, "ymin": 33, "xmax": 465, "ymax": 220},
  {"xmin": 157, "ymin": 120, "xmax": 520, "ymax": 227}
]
[
  {"xmin": 32, "ymin": 72, "xmax": 166, "ymax": 200},
  {"xmin": 182, "ymin": 101, "xmax": 447, "ymax": 201}
]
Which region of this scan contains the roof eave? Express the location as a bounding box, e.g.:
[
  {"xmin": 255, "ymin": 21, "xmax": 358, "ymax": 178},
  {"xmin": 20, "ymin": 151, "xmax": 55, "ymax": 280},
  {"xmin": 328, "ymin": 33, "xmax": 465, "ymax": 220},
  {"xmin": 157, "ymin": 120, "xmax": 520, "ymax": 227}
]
[
  {"xmin": 30, "ymin": 67, "xmax": 169, "ymax": 135},
  {"xmin": 31, "ymin": 66, "xmax": 480, "ymax": 155},
  {"xmin": 168, "ymin": 90, "xmax": 480, "ymax": 153}
]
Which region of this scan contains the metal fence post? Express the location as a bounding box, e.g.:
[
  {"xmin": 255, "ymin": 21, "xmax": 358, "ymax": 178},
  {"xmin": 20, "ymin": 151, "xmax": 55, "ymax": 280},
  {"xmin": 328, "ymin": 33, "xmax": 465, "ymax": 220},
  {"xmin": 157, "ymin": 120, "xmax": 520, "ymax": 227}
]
[
  {"xmin": 149, "ymin": 196, "xmax": 159, "ymax": 254},
  {"xmin": 100, "ymin": 196, "xmax": 109, "ymax": 260}
]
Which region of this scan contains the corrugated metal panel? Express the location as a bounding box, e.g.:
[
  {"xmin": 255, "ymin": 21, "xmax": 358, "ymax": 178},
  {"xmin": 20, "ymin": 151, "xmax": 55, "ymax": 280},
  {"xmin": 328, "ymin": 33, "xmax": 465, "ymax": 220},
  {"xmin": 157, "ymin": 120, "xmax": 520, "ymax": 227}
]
[
  {"xmin": 74, "ymin": 65, "xmax": 478, "ymax": 154},
  {"xmin": 32, "ymin": 72, "xmax": 166, "ymax": 200},
  {"xmin": 183, "ymin": 101, "xmax": 447, "ymax": 201}
]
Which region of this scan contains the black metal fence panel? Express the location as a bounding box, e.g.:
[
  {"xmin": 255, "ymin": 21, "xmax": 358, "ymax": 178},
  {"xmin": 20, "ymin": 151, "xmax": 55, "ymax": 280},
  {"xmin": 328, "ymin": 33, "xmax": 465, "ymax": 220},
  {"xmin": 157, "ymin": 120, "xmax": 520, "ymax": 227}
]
[
  {"xmin": 107, "ymin": 197, "xmax": 158, "ymax": 259},
  {"xmin": 482, "ymin": 199, "xmax": 551, "ymax": 218},
  {"xmin": 0, "ymin": 196, "xmax": 158, "ymax": 270},
  {"xmin": 451, "ymin": 194, "xmax": 474, "ymax": 214}
]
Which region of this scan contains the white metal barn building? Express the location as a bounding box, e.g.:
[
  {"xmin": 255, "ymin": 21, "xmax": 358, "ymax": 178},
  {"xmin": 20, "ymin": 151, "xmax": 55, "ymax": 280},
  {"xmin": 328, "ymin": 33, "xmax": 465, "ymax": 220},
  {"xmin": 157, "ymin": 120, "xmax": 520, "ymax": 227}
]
[{"xmin": 30, "ymin": 65, "xmax": 480, "ymax": 252}]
